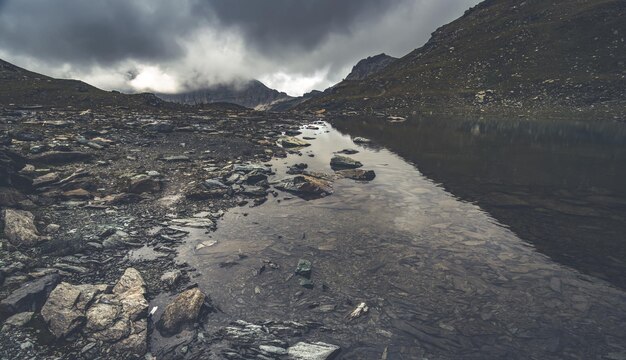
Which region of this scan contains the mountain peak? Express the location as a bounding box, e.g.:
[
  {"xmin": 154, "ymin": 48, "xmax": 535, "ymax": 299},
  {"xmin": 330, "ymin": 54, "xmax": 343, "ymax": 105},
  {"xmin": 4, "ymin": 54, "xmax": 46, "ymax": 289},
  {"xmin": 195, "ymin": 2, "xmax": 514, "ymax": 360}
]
[
  {"xmin": 157, "ymin": 80, "xmax": 293, "ymax": 109},
  {"xmin": 345, "ymin": 53, "xmax": 398, "ymax": 81}
]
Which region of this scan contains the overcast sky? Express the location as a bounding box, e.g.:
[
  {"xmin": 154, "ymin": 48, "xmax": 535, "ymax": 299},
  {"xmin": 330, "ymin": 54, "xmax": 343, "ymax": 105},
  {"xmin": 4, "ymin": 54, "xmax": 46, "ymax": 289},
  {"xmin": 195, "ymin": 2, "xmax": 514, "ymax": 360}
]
[{"xmin": 0, "ymin": 0, "xmax": 479, "ymax": 96}]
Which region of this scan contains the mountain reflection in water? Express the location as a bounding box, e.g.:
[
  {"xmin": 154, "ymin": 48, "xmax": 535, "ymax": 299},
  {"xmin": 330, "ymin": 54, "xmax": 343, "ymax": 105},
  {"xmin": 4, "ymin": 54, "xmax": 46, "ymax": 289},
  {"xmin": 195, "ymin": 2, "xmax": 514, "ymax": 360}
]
[{"xmin": 333, "ymin": 116, "xmax": 626, "ymax": 290}]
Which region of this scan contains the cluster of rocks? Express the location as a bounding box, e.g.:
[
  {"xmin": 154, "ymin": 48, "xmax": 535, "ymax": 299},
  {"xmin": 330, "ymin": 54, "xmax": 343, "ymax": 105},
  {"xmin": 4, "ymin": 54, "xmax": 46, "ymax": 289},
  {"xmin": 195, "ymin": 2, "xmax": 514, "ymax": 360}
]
[{"xmin": 0, "ymin": 107, "xmax": 345, "ymax": 358}]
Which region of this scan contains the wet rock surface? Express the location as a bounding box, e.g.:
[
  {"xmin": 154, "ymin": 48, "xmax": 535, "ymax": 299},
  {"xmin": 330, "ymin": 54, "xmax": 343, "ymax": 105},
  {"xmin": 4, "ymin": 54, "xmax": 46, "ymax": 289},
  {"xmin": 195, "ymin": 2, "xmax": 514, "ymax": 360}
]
[{"xmin": 329, "ymin": 155, "xmax": 362, "ymax": 170}]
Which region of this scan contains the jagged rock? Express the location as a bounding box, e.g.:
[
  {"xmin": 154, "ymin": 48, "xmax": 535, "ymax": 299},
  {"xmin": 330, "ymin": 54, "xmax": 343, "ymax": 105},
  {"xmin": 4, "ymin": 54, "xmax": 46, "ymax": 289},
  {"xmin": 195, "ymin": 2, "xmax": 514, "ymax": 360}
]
[
  {"xmin": 129, "ymin": 175, "xmax": 161, "ymax": 194},
  {"xmin": 330, "ymin": 155, "xmax": 362, "ymax": 170},
  {"xmin": 113, "ymin": 268, "xmax": 146, "ymax": 297},
  {"xmin": 40, "ymin": 269, "xmax": 147, "ymax": 356},
  {"xmin": 287, "ymin": 342, "xmax": 341, "ymax": 360},
  {"xmin": 158, "ymin": 288, "xmax": 206, "ymax": 336},
  {"xmin": 275, "ymin": 176, "xmax": 333, "ymax": 198},
  {"xmin": 33, "ymin": 172, "xmax": 60, "ymax": 187},
  {"xmin": 112, "ymin": 319, "xmax": 147, "ymax": 355},
  {"xmin": 336, "ymin": 169, "xmax": 376, "ymax": 181},
  {"xmin": 0, "ymin": 274, "xmax": 60, "ymax": 315},
  {"xmin": 31, "ymin": 151, "xmax": 94, "ymax": 165},
  {"xmin": 3, "ymin": 209, "xmax": 41, "ymax": 247},
  {"xmin": 278, "ymin": 136, "xmax": 311, "ymax": 148},
  {"xmin": 41, "ymin": 282, "xmax": 85, "ymax": 338}
]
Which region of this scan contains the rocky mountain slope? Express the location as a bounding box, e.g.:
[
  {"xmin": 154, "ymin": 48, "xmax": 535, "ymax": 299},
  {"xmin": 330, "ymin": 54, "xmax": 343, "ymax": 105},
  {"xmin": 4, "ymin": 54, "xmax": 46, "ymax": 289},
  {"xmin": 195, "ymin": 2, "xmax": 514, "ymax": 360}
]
[
  {"xmin": 0, "ymin": 59, "xmax": 163, "ymax": 109},
  {"xmin": 345, "ymin": 53, "xmax": 397, "ymax": 81},
  {"xmin": 157, "ymin": 80, "xmax": 293, "ymax": 109},
  {"xmin": 301, "ymin": 0, "xmax": 626, "ymax": 118}
]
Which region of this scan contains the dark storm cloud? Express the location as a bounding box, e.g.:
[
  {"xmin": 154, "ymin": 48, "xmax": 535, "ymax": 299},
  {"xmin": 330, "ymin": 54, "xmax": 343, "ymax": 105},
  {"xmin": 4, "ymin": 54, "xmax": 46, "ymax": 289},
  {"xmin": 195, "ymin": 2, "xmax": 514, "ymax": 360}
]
[
  {"xmin": 0, "ymin": 0, "xmax": 481, "ymax": 95},
  {"xmin": 195, "ymin": 0, "xmax": 405, "ymax": 51},
  {"xmin": 0, "ymin": 0, "xmax": 198, "ymax": 66},
  {"xmin": 0, "ymin": 0, "xmax": 403, "ymax": 67}
]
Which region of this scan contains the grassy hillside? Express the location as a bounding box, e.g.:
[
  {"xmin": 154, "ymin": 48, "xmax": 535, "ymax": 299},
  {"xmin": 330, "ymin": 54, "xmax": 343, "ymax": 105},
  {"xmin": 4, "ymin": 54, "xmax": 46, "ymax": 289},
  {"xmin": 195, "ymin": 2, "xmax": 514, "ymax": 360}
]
[{"xmin": 302, "ymin": 0, "xmax": 626, "ymax": 118}]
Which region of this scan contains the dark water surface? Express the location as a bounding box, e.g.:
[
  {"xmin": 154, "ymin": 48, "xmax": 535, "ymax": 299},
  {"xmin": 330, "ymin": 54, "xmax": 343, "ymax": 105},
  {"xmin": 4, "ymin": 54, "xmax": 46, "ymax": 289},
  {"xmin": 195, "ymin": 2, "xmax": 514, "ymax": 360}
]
[{"xmin": 177, "ymin": 118, "xmax": 626, "ymax": 359}]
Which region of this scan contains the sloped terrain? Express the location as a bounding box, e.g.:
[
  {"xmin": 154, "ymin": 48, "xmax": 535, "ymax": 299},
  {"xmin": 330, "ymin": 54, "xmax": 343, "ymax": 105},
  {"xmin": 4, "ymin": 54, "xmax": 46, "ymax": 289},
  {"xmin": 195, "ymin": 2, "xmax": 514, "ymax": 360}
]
[
  {"xmin": 344, "ymin": 53, "xmax": 397, "ymax": 81},
  {"xmin": 0, "ymin": 59, "xmax": 163, "ymax": 110},
  {"xmin": 302, "ymin": 0, "xmax": 626, "ymax": 118}
]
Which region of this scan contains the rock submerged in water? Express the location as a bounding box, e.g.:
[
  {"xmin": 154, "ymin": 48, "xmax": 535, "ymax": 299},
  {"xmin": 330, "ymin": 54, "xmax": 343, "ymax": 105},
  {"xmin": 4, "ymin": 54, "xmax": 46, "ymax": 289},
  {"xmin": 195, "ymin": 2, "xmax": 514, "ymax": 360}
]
[
  {"xmin": 336, "ymin": 169, "xmax": 376, "ymax": 181},
  {"xmin": 158, "ymin": 287, "xmax": 206, "ymax": 336},
  {"xmin": 330, "ymin": 155, "xmax": 363, "ymax": 170},
  {"xmin": 3, "ymin": 209, "xmax": 41, "ymax": 247},
  {"xmin": 278, "ymin": 136, "xmax": 311, "ymax": 148},
  {"xmin": 275, "ymin": 175, "xmax": 333, "ymax": 199}
]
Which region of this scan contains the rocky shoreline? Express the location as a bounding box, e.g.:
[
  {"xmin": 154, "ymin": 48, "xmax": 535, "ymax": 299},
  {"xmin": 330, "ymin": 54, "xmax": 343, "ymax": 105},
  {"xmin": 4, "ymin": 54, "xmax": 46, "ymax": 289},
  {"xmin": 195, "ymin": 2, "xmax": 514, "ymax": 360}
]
[{"xmin": 0, "ymin": 106, "xmax": 352, "ymax": 359}]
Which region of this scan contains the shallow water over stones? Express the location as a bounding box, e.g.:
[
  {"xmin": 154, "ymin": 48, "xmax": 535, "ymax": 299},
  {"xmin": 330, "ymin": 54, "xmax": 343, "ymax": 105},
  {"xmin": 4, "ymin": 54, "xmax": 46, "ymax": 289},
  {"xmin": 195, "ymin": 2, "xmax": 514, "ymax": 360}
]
[{"xmin": 176, "ymin": 121, "xmax": 626, "ymax": 359}]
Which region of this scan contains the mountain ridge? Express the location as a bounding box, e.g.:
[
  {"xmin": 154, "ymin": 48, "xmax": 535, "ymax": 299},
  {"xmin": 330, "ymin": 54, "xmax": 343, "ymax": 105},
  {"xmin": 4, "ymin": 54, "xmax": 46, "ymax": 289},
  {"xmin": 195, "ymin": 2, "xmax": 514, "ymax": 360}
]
[
  {"xmin": 300, "ymin": 0, "xmax": 626, "ymax": 118},
  {"xmin": 0, "ymin": 58, "xmax": 164, "ymax": 109},
  {"xmin": 157, "ymin": 80, "xmax": 293, "ymax": 109}
]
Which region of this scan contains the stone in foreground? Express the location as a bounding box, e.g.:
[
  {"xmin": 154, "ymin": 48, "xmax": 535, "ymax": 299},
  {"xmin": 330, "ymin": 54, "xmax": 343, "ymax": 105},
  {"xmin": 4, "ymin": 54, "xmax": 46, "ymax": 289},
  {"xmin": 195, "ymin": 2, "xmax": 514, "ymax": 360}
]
[
  {"xmin": 158, "ymin": 287, "xmax": 206, "ymax": 336},
  {"xmin": 3, "ymin": 209, "xmax": 41, "ymax": 247},
  {"xmin": 0, "ymin": 274, "xmax": 60, "ymax": 316},
  {"xmin": 287, "ymin": 342, "xmax": 341, "ymax": 360},
  {"xmin": 40, "ymin": 268, "xmax": 148, "ymax": 356}
]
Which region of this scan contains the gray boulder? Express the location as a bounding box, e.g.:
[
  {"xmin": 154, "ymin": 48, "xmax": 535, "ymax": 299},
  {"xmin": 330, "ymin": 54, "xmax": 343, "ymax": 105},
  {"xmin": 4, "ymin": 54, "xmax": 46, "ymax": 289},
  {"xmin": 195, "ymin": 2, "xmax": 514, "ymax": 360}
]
[
  {"xmin": 0, "ymin": 274, "xmax": 60, "ymax": 315},
  {"xmin": 3, "ymin": 209, "xmax": 41, "ymax": 247},
  {"xmin": 41, "ymin": 282, "xmax": 87, "ymax": 338},
  {"xmin": 40, "ymin": 268, "xmax": 148, "ymax": 356},
  {"xmin": 158, "ymin": 288, "xmax": 206, "ymax": 336}
]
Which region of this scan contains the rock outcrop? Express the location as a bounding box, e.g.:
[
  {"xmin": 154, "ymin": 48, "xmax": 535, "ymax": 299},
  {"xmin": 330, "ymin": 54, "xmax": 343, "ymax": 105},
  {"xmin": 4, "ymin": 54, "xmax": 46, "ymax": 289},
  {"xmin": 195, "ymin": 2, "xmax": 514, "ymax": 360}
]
[{"xmin": 40, "ymin": 268, "xmax": 148, "ymax": 356}]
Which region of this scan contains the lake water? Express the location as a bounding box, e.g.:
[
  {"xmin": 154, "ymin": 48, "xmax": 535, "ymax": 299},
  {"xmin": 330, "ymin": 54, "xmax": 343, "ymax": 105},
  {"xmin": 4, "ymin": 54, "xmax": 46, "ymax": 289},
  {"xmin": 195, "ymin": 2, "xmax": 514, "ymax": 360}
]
[{"xmin": 177, "ymin": 117, "xmax": 626, "ymax": 359}]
